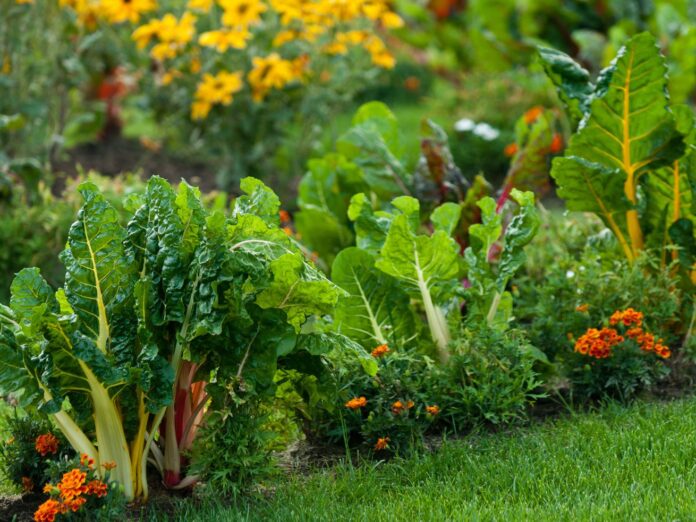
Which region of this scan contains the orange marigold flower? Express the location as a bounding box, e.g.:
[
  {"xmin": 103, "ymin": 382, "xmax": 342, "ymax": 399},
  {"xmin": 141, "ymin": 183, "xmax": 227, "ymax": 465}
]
[
  {"xmin": 406, "ymin": 400, "xmax": 414, "ymax": 409},
  {"xmin": 371, "ymin": 344, "xmax": 390, "ymax": 358},
  {"xmin": 524, "ymin": 106, "xmax": 544, "ymax": 124},
  {"xmin": 504, "ymin": 142, "xmax": 518, "ymax": 157},
  {"xmin": 80, "ymin": 453, "xmax": 94, "ymax": 469},
  {"xmin": 574, "ymin": 327, "xmax": 623, "ymax": 359},
  {"xmin": 282, "ymin": 226, "xmax": 293, "ymax": 237},
  {"xmin": 34, "ymin": 498, "xmax": 62, "ymax": 522},
  {"xmin": 403, "ymin": 76, "xmax": 420, "ymax": 91},
  {"xmin": 345, "ymin": 396, "xmax": 367, "ymax": 410},
  {"xmin": 22, "ymin": 476, "xmax": 34, "ymax": 492},
  {"xmin": 57, "ymin": 469, "xmax": 87, "ymax": 501},
  {"xmin": 374, "ymin": 437, "xmax": 390, "ymax": 451},
  {"xmin": 609, "ymin": 308, "xmax": 643, "ymax": 327},
  {"xmin": 575, "ymin": 304, "xmax": 589, "ymax": 313},
  {"xmin": 549, "ymin": 132, "xmax": 563, "ymax": 154},
  {"xmin": 101, "ymin": 461, "xmax": 117, "ymax": 471},
  {"xmin": 279, "ymin": 209, "xmax": 291, "ymax": 224},
  {"xmin": 63, "ymin": 496, "xmax": 87, "ymax": 512},
  {"xmin": 35, "ymin": 433, "xmax": 59, "ymax": 456},
  {"xmin": 85, "ymin": 479, "xmax": 108, "ymax": 498},
  {"xmin": 391, "ymin": 400, "xmax": 404, "ymax": 414},
  {"xmin": 426, "ymin": 405, "xmax": 440, "ymax": 415},
  {"xmin": 43, "ymin": 484, "xmax": 55, "ymax": 495},
  {"xmin": 655, "ymin": 343, "xmax": 671, "ymax": 359}
]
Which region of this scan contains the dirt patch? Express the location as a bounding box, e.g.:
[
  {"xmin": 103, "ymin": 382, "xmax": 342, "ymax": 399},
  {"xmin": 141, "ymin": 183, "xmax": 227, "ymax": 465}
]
[
  {"xmin": 52, "ymin": 136, "xmax": 218, "ymax": 194},
  {"xmin": 0, "ymin": 492, "xmax": 43, "ymax": 522}
]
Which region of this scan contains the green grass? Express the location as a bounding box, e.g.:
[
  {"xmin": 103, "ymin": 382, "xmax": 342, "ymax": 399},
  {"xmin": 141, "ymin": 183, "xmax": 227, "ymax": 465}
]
[{"xmin": 159, "ymin": 398, "xmax": 696, "ymax": 521}]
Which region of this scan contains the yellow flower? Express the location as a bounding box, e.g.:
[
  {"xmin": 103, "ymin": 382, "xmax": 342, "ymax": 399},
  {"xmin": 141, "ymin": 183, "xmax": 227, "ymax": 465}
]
[
  {"xmin": 101, "ymin": 0, "xmax": 157, "ymax": 24},
  {"xmin": 380, "ymin": 11, "xmax": 404, "ymax": 29},
  {"xmin": 192, "ymin": 71, "xmax": 244, "ymax": 117},
  {"xmin": 219, "ymin": 0, "xmax": 267, "ymax": 27},
  {"xmin": 364, "ymin": 37, "xmax": 395, "ymax": 69},
  {"xmin": 247, "ymin": 53, "xmax": 297, "ymax": 101},
  {"xmin": 132, "ymin": 19, "xmax": 163, "ymax": 49},
  {"xmin": 187, "ymin": 0, "xmax": 213, "ymax": 11},
  {"xmin": 199, "ymin": 28, "xmax": 251, "ymax": 52},
  {"xmin": 157, "ymin": 12, "xmax": 197, "ymax": 46},
  {"xmin": 272, "ymin": 29, "xmax": 301, "ymax": 47}
]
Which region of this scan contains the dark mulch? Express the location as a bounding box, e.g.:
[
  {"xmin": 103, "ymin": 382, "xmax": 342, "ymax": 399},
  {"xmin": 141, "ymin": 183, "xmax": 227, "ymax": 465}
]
[
  {"xmin": 0, "ymin": 492, "xmax": 42, "ymax": 522},
  {"xmin": 51, "ymin": 136, "xmax": 218, "ymax": 194}
]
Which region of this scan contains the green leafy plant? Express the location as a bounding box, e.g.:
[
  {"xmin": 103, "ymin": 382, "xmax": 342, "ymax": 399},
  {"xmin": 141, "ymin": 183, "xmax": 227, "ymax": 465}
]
[
  {"xmin": 0, "ymin": 175, "xmax": 352, "ymax": 500},
  {"xmin": 441, "ymin": 327, "xmax": 545, "ymax": 427},
  {"xmin": 540, "ymin": 33, "xmax": 695, "ymax": 279}
]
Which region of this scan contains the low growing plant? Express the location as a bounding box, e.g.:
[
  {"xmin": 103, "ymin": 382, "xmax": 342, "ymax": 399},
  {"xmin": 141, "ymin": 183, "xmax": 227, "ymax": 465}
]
[
  {"xmin": 0, "ymin": 412, "xmax": 74, "ymax": 495},
  {"xmin": 568, "ymin": 308, "xmax": 671, "ymax": 401}
]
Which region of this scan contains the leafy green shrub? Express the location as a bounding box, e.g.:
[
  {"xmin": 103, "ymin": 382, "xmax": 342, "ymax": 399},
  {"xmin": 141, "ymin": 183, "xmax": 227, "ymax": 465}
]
[
  {"xmin": 309, "ymin": 345, "xmax": 440, "ymax": 456},
  {"xmin": 190, "ymin": 386, "xmax": 275, "ymax": 497},
  {"xmin": 514, "ymin": 242, "xmax": 683, "ymax": 364},
  {"xmin": 0, "ymin": 411, "xmax": 74, "ymax": 494},
  {"xmin": 440, "ymin": 328, "xmax": 545, "ymax": 429}
]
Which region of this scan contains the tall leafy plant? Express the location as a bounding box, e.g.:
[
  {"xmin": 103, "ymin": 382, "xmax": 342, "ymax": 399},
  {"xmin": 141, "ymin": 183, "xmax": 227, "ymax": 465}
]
[
  {"xmin": 540, "ymin": 33, "xmax": 695, "ymax": 276},
  {"xmin": 0, "ymin": 176, "xmax": 347, "ymax": 500},
  {"xmin": 331, "ymin": 192, "xmax": 539, "ymax": 362}
]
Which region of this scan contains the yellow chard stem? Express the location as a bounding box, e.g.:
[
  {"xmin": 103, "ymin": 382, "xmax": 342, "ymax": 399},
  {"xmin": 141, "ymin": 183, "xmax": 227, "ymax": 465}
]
[{"xmin": 621, "ymin": 46, "xmax": 643, "ymax": 259}]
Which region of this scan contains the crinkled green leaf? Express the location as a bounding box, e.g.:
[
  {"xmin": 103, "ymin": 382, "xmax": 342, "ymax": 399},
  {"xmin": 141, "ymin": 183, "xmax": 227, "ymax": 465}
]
[
  {"xmin": 231, "ymin": 177, "xmax": 281, "ymax": 224},
  {"xmin": 60, "ymin": 182, "xmax": 137, "ymax": 352},
  {"xmin": 551, "ymin": 33, "xmax": 686, "ymax": 260},
  {"xmin": 537, "ymin": 46, "xmax": 593, "ymax": 124},
  {"xmin": 256, "ymin": 253, "xmax": 341, "ymax": 332},
  {"xmin": 332, "ymin": 247, "xmax": 418, "ymax": 349}
]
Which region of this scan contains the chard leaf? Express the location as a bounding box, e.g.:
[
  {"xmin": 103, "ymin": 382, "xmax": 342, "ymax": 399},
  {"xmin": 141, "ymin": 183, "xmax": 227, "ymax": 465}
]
[
  {"xmin": 60, "ymin": 182, "xmax": 136, "ymax": 353},
  {"xmin": 294, "ymin": 209, "xmax": 353, "ymax": 265},
  {"xmin": 296, "ymin": 331, "xmax": 378, "ymax": 377},
  {"xmin": 256, "ymin": 253, "xmax": 341, "ymax": 332},
  {"xmin": 332, "ymin": 247, "xmax": 418, "ymax": 349},
  {"xmin": 431, "ymin": 202, "xmax": 462, "ymax": 237},
  {"xmin": 537, "ymin": 46, "xmax": 594, "ymax": 124},
  {"xmin": 10, "ymin": 268, "xmax": 59, "ymax": 326},
  {"xmin": 337, "ymin": 103, "xmax": 409, "ymax": 200},
  {"xmin": 464, "ymin": 192, "xmax": 539, "ymax": 329},
  {"xmin": 375, "ymin": 206, "xmax": 461, "ymax": 361},
  {"xmin": 551, "ymin": 33, "xmax": 685, "ymax": 261},
  {"xmin": 348, "ymin": 193, "xmax": 391, "ymax": 254},
  {"xmin": 231, "ymin": 177, "xmax": 281, "ymax": 224}
]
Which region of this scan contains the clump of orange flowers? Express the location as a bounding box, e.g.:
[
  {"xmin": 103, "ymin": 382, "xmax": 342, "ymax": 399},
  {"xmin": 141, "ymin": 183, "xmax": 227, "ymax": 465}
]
[
  {"xmin": 391, "ymin": 400, "xmax": 414, "ymax": 415},
  {"xmin": 35, "ymin": 454, "xmax": 113, "ymax": 522},
  {"xmin": 35, "ymin": 433, "xmax": 59, "ymax": 456},
  {"xmin": 371, "ymin": 343, "xmax": 390, "ymax": 358},
  {"xmin": 574, "ymin": 308, "xmax": 671, "ymax": 359},
  {"xmin": 345, "ymin": 396, "xmax": 367, "ymax": 410},
  {"xmin": 374, "ymin": 437, "xmax": 390, "ymax": 451},
  {"xmin": 425, "ymin": 405, "xmax": 440, "ymax": 416}
]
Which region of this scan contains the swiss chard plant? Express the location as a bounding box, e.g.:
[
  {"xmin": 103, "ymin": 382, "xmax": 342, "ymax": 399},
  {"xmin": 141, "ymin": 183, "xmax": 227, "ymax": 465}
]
[
  {"xmin": 539, "ymin": 33, "xmax": 695, "ymax": 281},
  {"xmin": 0, "ymin": 176, "xmax": 352, "ymax": 500},
  {"xmin": 295, "ymin": 101, "xmax": 556, "ymax": 267},
  {"xmin": 331, "ymin": 191, "xmax": 540, "ymax": 363}
]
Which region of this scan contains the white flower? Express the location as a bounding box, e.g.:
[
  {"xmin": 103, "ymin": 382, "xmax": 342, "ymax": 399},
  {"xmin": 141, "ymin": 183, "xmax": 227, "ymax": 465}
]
[
  {"xmin": 473, "ymin": 123, "xmax": 500, "ymax": 141},
  {"xmin": 566, "ymin": 270, "xmax": 575, "ymax": 279},
  {"xmin": 453, "ymin": 118, "xmax": 476, "ymax": 132}
]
